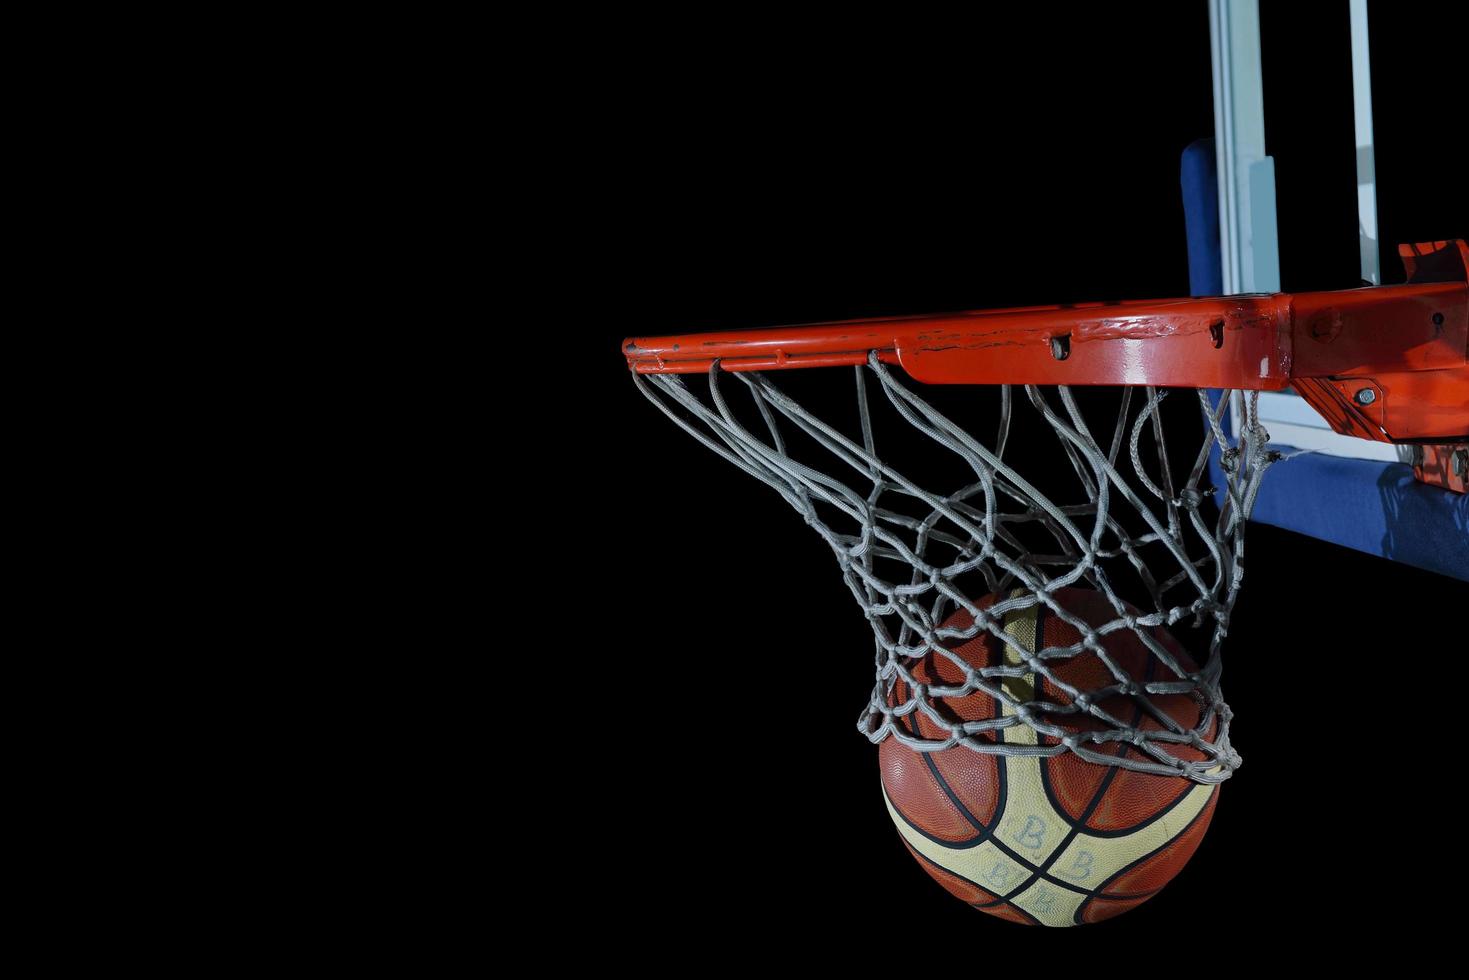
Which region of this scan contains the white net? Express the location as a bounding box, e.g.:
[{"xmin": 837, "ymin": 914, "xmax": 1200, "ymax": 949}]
[{"xmin": 633, "ymin": 353, "xmax": 1280, "ymax": 784}]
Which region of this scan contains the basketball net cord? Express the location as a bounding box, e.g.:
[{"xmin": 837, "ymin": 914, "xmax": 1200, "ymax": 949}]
[{"xmin": 633, "ymin": 354, "xmax": 1281, "ymax": 784}]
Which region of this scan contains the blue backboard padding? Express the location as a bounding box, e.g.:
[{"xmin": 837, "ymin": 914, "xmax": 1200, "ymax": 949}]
[
  {"xmin": 1180, "ymin": 139, "xmax": 1223, "ymax": 297},
  {"xmin": 1205, "ymin": 396, "xmax": 1468, "ymax": 581},
  {"xmin": 1244, "ymin": 448, "xmax": 1469, "ymax": 581}
]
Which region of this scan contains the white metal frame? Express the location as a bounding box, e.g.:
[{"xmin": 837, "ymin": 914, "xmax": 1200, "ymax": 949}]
[{"xmin": 1210, "ymin": 0, "xmax": 1400, "ymax": 461}]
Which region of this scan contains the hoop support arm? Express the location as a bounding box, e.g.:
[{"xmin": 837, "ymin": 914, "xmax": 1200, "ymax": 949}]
[{"xmin": 623, "ymin": 240, "xmax": 1468, "ymax": 443}]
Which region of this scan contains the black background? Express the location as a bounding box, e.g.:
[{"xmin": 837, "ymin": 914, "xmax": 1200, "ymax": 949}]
[{"xmin": 576, "ymin": 2, "xmax": 1467, "ymax": 944}]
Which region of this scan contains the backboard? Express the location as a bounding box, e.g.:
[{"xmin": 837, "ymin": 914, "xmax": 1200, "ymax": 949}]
[{"xmin": 1191, "ymin": 0, "xmax": 1467, "ymax": 580}]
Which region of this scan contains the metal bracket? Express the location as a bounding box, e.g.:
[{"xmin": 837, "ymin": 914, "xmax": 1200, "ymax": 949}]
[{"xmin": 1412, "ymin": 443, "xmax": 1469, "ymax": 495}]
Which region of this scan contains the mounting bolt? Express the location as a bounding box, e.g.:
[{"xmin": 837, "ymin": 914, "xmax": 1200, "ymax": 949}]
[
  {"xmin": 1432, "ymin": 312, "xmax": 1445, "ymax": 326},
  {"xmin": 1354, "ymin": 387, "xmax": 1377, "ymax": 406}
]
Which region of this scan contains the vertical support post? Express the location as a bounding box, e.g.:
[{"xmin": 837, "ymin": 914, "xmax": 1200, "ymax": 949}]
[
  {"xmin": 1210, "ymin": 0, "xmax": 1281, "ymax": 440},
  {"xmin": 1350, "ymin": 0, "xmax": 1379, "ymax": 285},
  {"xmin": 1208, "ymin": 0, "xmax": 1280, "ymax": 297}
]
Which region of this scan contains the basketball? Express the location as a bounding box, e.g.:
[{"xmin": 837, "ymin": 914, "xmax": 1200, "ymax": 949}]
[{"xmin": 879, "ymin": 587, "xmax": 1220, "ymax": 926}]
